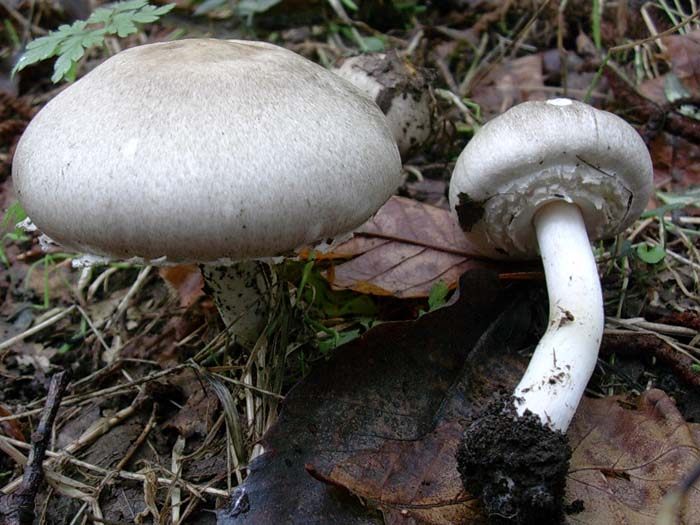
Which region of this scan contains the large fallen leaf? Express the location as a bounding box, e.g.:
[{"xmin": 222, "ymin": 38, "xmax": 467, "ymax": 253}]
[
  {"xmin": 567, "ymin": 389, "xmax": 700, "ymax": 524},
  {"xmin": 217, "ymin": 270, "xmax": 536, "ymax": 524},
  {"xmin": 308, "ymin": 422, "xmax": 479, "ymax": 525},
  {"xmin": 322, "ymin": 389, "xmax": 700, "ymax": 525},
  {"xmin": 217, "ymin": 270, "xmax": 700, "ymax": 524},
  {"xmin": 323, "ymin": 196, "xmax": 512, "ymax": 298}
]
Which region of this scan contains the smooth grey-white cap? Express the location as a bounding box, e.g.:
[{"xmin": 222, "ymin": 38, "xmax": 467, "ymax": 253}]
[
  {"xmin": 13, "ymin": 38, "xmax": 401, "ymax": 263},
  {"xmin": 448, "ymin": 98, "xmax": 654, "ymax": 259}
]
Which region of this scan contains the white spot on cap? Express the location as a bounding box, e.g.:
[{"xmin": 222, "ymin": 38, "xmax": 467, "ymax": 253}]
[
  {"xmin": 122, "ymin": 138, "xmax": 139, "ymax": 159},
  {"xmin": 546, "ymin": 98, "xmax": 573, "ymax": 106}
]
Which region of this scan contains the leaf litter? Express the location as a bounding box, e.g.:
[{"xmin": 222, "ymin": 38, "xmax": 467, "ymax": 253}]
[
  {"xmin": 1, "ymin": 0, "xmax": 700, "ymax": 523},
  {"xmin": 218, "ymin": 270, "xmax": 521, "ymax": 524},
  {"xmin": 218, "ymin": 272, "xmax": 700, "ymax": 524}
]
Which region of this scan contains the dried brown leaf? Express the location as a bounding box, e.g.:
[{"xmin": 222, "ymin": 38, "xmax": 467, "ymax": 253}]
[
  {"xmin": 662, "ymin": 30, "xmax": 700, "ymax": 97},
  {"xmin": 162, "ymin": 368, "xmax": 219, "ymax": 438},
  {"xmin": 0, "ymin": 403, "xmax": 26, "ymax": 442},
  {"xmin": 648, "ymin": 131, "xmax": 700, "ymax": 188},
  {"xmin": 567, "ymin": 389, "xmax": 700, "ymax": 524},
  {"xmin": 314, "ymin": 391, "xmax": 700, "ymax": 525},
  {"xmin": 217, "ymin": 266, "xmax": 700, "ymax": 524},
  {"xmin": 159, "ymin": 265, "xmax": 204, "ymax": 308},
  {"xmin": 638, "ymin": 75, "xmax": 666, "ymax": 105},
  {"xmin": 470, "ymin": 54, "xmax": 547, "ymax": 119},
  {"xmin": 312, "ymin": 422, "xmax": 483, "ymax": 525},
  {"xmin": 324, "ymin": 196, "xmax": 504, "ymax": 298}
]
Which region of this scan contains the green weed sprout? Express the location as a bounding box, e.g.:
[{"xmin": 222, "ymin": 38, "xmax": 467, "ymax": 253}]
[{"xmin": 12, "ymin": 0, "xmax": 175, "ymax": 83}]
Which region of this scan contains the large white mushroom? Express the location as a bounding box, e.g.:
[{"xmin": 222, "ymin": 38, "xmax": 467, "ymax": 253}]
[
  {"xmin": 12, "ymin": 38, "xmax": 402, "ymax": 349},
  {"xmin": 450, "ymin": 98, "xmax": 653, "ymax": 521}
]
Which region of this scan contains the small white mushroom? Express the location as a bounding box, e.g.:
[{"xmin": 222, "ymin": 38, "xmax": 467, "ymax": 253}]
[
  {"xmin": 449, "ymin": 98, "xmax": 654, "ymax": 431},
  {"xmin": 12, "ymin": 38, "xmax": 402, "ymax": 349},
  {"xmin": 333, "ymin": 52, "xmax": 433, "ymax": 158}
]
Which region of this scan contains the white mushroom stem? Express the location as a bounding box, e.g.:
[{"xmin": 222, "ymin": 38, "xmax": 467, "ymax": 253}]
[
  {"xmin": 201, "ymin": 261, "xmax": 276, "ymax": 350},
  {"xmin": 513, "ymin": 200, "xmax": 604, "ymax": 432},
  {"xmin": 201, "ymin": 260, "xmax": 278, "ymax": 466}
]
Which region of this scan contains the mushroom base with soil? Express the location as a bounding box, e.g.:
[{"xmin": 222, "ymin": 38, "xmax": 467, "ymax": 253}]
[
  {"xmin": 455, "ymin": 200, "xmax": 599, "ymax": 524},
  {"xmin": 456, "ymin": 394, "xmax": 571, "ymax": 525}
]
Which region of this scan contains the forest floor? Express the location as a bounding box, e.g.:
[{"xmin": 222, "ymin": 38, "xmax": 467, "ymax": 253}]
[{"xmin": 0, "ymin": 0, "xmax": 699, "ymax": 523}]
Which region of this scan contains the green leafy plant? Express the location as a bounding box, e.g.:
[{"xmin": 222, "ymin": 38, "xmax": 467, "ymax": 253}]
[
  {"xmin": 591, "ymin": 0, "xmax": 602, "ymax": 51},
  {"xmin": 631, "ymin": 189, "xmax": 700, "ymax": 266},
  {"xmin": 12, "ymin": 0, "xmax": 175, "ymax": 83},
  {"xmin": 418, "ymin": 281, "xmax": 450, "ymax": 317},
  {"xmin": 427, "ymin": 280, "xmax": 449, "ymax": 311},
  {"xmin": 0, "ymin": 201, "xmax": 29, "ymax": 267},
  {"xmin": 636, "ymin": 244, "xmax": 666, "ymax": 265},
  {"xmin": 291, "ymin": 258, "xmax": 378, "ymax": 357},
  {"xmin": 296, "ymin": 259, "xmax": 377, "ymax": 319},
  {"xmin": 193, "ymin": 0, "xmax": 281, "ymax": 18},
  {"xmin": 24, "ymin": 253, "xmax": 73, "ymax": 309},
  {"xmin": 2, "ymin": 201, "xmax": 27, "ymax": 227}
]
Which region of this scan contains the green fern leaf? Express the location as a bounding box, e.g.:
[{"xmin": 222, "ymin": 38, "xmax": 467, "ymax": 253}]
[{"xmin": 12, "ymin": 0, "xmax": 175, "ymax": 83}]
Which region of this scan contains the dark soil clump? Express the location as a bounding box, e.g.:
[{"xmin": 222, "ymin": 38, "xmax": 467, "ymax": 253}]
[{"xmin": 456, "ymin": 395, "xmax": 571, "ymax": 524}]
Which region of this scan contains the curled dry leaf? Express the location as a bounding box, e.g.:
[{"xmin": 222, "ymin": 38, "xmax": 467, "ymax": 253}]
[
  {"xmin": 606, "ymin": 65, "xmax": 700, "ymax": 188},
  {"xmin": 0, "ymin": 403, "xmax": 25, "ymax": 442},
  {"xmin": 602, "ymin": 332, "xmax": 700, "ymax": 390},
  {"xmin": 636, "ymin": 30, "xmax": 700, "ymax": 124},
  {"xmin": 161, "ymin": 368, "xmax": 219, "ymax": 439},
  {"xmin": 323, "ymin": 196, "xmax": 508, "ymax": 298}
]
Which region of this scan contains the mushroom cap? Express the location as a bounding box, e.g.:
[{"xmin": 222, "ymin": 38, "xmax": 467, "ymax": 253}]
[
  {"xmin": 333, "ymin": 52, "xmax": 432, "ymax": 157},
  {"xmin": 13, "ymin": 39, "xmax": 401, "ymax": 264},
  {"xmin": 448, "ymin": 99, "xmax": 654, "ymax": 259}
]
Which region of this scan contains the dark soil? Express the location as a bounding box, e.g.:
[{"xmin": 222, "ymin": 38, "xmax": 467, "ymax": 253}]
[
  {"xmin": 456, "ymin": 394, "xmax": 571, "ymax": 525},
  {"xmin": 345, "ymin": 50, "xmax": 432, "ymax": 113}
]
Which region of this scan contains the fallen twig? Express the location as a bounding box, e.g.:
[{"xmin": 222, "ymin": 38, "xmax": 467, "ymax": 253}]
[
  {"xmin": 0, "ymin": 306, "xmax": 76, "ymax": 351},
  {"xmin": 0, "ymin": 370, "xmax": 71, "ymax": 525},
  {"xmin": 0, "ymin": 434, "xmax": 231, "ymax": 498},
  {"xmin": 601, "ymin": 332, "xmax": 700, "ymax": 389}
]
